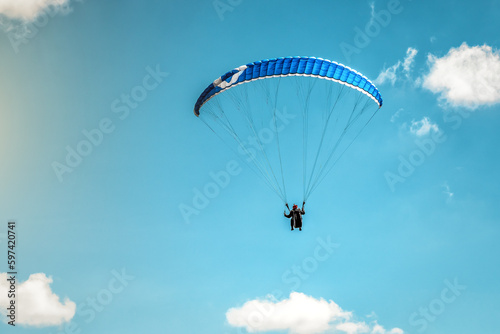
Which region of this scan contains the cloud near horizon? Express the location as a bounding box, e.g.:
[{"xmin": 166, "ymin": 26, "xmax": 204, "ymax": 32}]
[
  {"xmin": 0, "ymin": 272, "xmax": 76, "ymax": 327},
  {"xmin": 422, "ymin": 43, "xmax": 500, "ymax": 109},
  {"xmin": 226, "ymin": 292, "xmax": 403, "ymax": 334}
]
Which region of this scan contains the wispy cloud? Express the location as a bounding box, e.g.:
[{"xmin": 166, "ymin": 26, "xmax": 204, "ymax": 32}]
[
  {"xmin": 0, "ymin": 272, "xmax": 76, "ymax": 326},
  {"xmin": 375, "ymin": 60, "xmax": 400, "ymax": 86},
  {"xmin": 422, "ymin": 43, "xmax": 500, "ymax": 109},
  {"xmin": 409, "ymin": 117, "xmax": 439, "ymax": 136},
  {"xmin": 443, "ymin": 183, "xmax": 454, "ymax": 202},
  {"xmin": 391, "ymin": 108, "xmax": 403, "ymax": 123},
  {"xmin": 403, "ymin": 48, "xmax": 418, "ymax": 76},
  {"xmin": 226, "ymin": 292, "xmax": 403, "ymax": 334},
  {"xmin": 375, "ymin": 48, "xmax": 419, "ymax": 85},
  {"xmin": 368, "ymin": 1, "xmax": 376, "ymax": 26}
]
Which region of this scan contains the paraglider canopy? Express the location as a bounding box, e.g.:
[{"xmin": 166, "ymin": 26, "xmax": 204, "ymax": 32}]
[
  {"xmin": 194, "ymin": 56, "xmax": 382, "ymax": 205},
  {"xmin": 194, "ymin": 57, "xmax": 382, "ymax": 116}
]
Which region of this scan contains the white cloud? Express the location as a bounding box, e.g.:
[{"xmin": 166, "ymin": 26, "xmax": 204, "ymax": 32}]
[
  {"xmin": 372, "ymin": 323, "xmax": 404, "ymax": 334},
  {"xmin": 409, "ymin": 117, "xmax": 439, "ymax": 136},
  {"xmin": 403, "ymin": 48, "xmax": 418, "ymax": 76},
  {"xmin": 226, "ymin": 292, "xmax": 403, "ymax": 334},
  {"xmin": 0, "ymin": 0, "xmax": 70, "ymax": 21},
  {"xmin": 335, "ymin": 321, "xmax": 369, "ymax": 334},
  {"xmin": 443, "ymin": 183, "xmax": 454, "ymax": 202},
  {"xmin": 422, "ymin": 43, "xmax": 500, "ymax": 109},
  {"xmin": 390, "ymin": 108, "xmax": 403, "ymax": 123},
  {"xmin": 0, "ymin": 0, "xmax": 73, "ymax": 40},
  {"xmin": 375, "ymin": 61, "xmax": 401, "ymax": 86},
  {"xmin": 375, "ymin": 48, "xmax": 418, "ymax": 85},
  {"xmin": 0, "ymin": 272, "xmax": 76, "ymax": 327},
  {"xmin": 368, "ymin": 2, "xmax": 375, "ymax": 26}
]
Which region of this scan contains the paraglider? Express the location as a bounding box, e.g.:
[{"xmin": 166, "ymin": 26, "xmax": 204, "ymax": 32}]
[
  {"xmin": 194, "ymin": 56, "xmax": 382, "ymax": 227},
  {"xmin": 285, "ymin": 202, "xmax": 305, "ymax": 231}
]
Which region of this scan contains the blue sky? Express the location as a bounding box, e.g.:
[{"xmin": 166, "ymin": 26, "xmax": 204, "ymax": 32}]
[{"xmin": 0, "ymin": 0, "xmax": 499, "ymax": 333}]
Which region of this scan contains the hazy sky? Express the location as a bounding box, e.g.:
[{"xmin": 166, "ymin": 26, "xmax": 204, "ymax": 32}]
[{"xmin": 0, "ymin": 0, "xmax": 499, "ymax": 333}]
